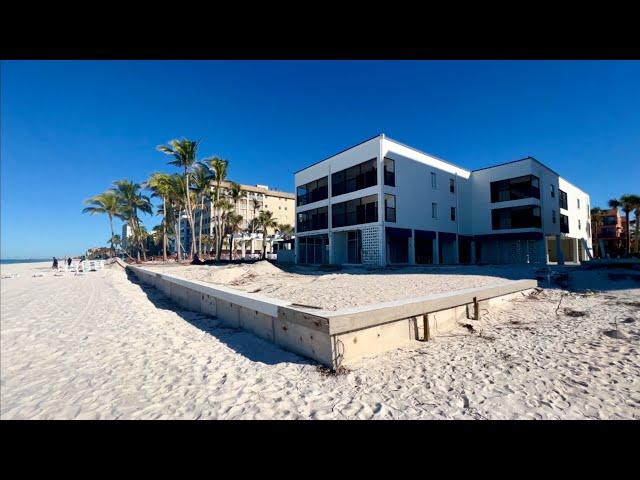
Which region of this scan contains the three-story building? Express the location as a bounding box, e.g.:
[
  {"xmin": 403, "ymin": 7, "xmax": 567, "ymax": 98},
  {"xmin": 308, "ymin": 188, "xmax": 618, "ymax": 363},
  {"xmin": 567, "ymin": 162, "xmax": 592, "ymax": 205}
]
[{"xmin": 294, "ymin": 134, "xmax": 591, "ymax": 266}]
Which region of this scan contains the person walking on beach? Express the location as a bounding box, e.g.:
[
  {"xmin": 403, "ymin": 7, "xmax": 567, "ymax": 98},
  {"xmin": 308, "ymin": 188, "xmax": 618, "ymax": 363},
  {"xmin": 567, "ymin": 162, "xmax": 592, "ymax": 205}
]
[
  {"xmin": 52, "ymin": 257, "xmax": 58, "ymax": 269},
  {"xmin": 67, "ymin": 257, "xmax": 72, "ymax": 267}
]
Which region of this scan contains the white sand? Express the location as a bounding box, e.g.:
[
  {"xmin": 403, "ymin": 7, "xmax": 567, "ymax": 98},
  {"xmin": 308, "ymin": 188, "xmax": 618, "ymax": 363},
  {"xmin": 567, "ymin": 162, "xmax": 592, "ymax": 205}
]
[
  {"xmin": 1, "ymin": 261, "xmax": 639, "ymax": 419},
  {"xmin": 143, "ymin": 262, "xmax": 544, "ymax": 310}
]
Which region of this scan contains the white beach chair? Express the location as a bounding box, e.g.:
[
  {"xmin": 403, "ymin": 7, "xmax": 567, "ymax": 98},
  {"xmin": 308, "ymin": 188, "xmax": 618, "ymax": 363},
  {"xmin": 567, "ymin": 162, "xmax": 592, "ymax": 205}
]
[{"xmin": 32, "ymin": 272, "xmax": 45, "ymax": 277}]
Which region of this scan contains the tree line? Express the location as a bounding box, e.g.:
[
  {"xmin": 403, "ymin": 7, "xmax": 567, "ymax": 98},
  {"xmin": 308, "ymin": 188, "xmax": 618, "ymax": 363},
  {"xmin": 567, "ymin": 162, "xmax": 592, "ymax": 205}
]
[{"xmin": 82, "ymin": 138, "xmax": 294, "ymax": 262}]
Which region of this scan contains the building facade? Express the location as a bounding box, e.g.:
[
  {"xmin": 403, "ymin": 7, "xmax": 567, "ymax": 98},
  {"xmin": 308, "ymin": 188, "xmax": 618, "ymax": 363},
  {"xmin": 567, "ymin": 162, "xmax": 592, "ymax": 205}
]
[
  {"xmin": 177, "ymin": 182, "xmax": 295, "ymax": 256},
  {"xmin": 591, "ymin": 207, "xmax": 628, "ymax": 258},
  {"xmin": 294, "ymin": 134, "xmax": 592, "ymax": 266}
]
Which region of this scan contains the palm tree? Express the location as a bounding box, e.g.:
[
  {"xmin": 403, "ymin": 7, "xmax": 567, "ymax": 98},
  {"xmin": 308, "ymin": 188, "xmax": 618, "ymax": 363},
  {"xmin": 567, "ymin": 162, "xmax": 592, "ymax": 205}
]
[
  {"xmin": 225, "ymin": 212, "xmax": 244, "ymax": 260},
  {"xmin": 620, "ymin": 194, "xmax": 640, "ymax": 255},
  {"xmin": 111, "ymin": 234, "xmax": 122, "ymax": 254},
  {"xmin": 590, "ymin": 207, "xmax": 603, "ymax": 258},
  {"xmin": 610, "ymin": 195, "xmax": 640, "ymax": 255},
  {"xmin": 146, "ymin": 172, "xmax": 174, "ymax": 262},
  {"xmin": 276, "ymin": 223, "xmax": 294, "ymax": 240},
  {"xmin": 114, "ymin": 180, "xmax": 153, "ymax": 261},
  {"xmin": 191, "ymin": 163, "xmax": 214, "ymax": 256},
  {"xmin": 204, "ymin": 157, "xmax": 228, "ymax": 261},
  {"xmin": 166, "ymin": 173, "xmax": 187, "ymax": 261},
  {"xmin": 82, "ymin": 190, "xmax": 123, "ymax": 257},
  {"xmin": 257, "ymin": 210, "xmax": 278, "ymax": 259},
  {"xmin": 157, "ymin": 139, "xmax": 199, "ymax": 258}
]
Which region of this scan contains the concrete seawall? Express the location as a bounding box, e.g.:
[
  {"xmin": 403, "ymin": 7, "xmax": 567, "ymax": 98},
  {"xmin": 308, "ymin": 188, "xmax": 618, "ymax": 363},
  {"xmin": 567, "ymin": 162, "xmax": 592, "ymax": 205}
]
[{"xmin": 127, "ymin": 265, "xmax": 537, "ymax": 368}]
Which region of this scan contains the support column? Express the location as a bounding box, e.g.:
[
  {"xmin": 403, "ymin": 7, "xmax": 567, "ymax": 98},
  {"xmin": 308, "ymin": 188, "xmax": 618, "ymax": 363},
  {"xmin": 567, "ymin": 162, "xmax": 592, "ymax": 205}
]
[
  {"xmin": 470, "ymin": 240, "xmax": 477, "ymax": 264},
  {"xmin": 328, "ymin": 231, "xmax": 334, "ymax": 265},
  {"xmin": 409, "ymin": 230, "xmax": 416, "ymax": 265},
  {"xmin": 241, "ymin": 238, "xmax": 246, "ymax": 259},
  {"xmin": 454, "ymin": 235, "xmax": 460, "ymax": 264},
  {"xmin": 434, "ymin": 232, "xmax": 440, "ymax": 264},
  {"xmin": 573, "ymin": 238, "xmax": 579, "ymax": 263},
  {"xmin": 540, "ymin": 238, "xmax": 548, "ymax": 265},
  {"xmin": 556, "ymin": 234, "xmax": 564, "ymax": 265}
]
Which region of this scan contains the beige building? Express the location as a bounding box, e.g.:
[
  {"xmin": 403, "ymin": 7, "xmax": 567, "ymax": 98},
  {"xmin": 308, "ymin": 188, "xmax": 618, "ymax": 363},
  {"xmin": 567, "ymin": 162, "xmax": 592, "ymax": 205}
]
[{"xmin": 195, "ymin": 182, "xmax": 295, "ymax": 240}]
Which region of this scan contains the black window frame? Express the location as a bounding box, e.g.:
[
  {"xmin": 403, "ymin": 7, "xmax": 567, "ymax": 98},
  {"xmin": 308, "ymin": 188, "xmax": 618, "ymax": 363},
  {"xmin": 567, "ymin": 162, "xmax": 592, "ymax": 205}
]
[
  {"xmin": 490, "ymin": 174, "xmax": 541, "ymax": 203},
  {"xmin": 559, "ymin": 190, "xmax": 568, "ymax": 210},
  {"xmin": 332, "ymin": 195, "xmax": 378, "ymax": 228},
  {"xmin": 383, "ymin": 157, "xmax": 395, "ymax": 187},
  {"xmin": 296, "ymin": 176, "xmax": 328, "ymax": 207},
  {"xmin": 296, "ymin": 206, "xmax": 328, "ymax": 233},
  {"xmin": 331, "ymin": 158, "xmax": 377, "ymax": 197},
  {"xmin": 560, "ymin": 213, "xmax": 570, "ymax": 233},
  {"xmin": 450, "ymin": 206, "xmax": 456, "ymax": 222},
  {"xmin": 491, "ymin": 205, "xmax": 542, "ymax": 230},
  {"xmin": 385, "ymin": 193, "xmax": 396, "ymax": 223},
  {"xmin": 449, "ymin": 178, "xmax": 455, "ymax": 193}
]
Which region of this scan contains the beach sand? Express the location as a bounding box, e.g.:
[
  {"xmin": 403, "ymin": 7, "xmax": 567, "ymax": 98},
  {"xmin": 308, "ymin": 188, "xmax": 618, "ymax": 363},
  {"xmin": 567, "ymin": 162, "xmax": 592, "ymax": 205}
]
[
  {"xmin": 142, "ymin": 261, "xmax": 544, "ymax": 310},
  {"xmin": 1, "ymin": 261, "xmax": 639, "ymax": 419}
]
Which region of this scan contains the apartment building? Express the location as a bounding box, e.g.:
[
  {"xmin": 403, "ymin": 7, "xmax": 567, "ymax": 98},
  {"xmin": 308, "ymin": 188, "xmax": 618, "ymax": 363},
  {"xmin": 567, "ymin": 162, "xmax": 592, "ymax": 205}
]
[
  {"xmin": 591, "ymin": 207, "xmax": 627, "ymax": 257},
  {"xmin": 294, "ymin": 134, "xmax": 592, "ymax": 266},
  {"xmin": 177, "ymin": 182, "xmax": 295, "ymax": 255}
]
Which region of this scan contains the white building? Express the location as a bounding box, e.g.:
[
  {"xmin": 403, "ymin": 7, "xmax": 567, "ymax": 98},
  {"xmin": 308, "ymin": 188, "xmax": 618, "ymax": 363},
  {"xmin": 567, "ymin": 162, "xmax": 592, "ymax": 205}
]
[{"xmin": 294, "ymin": 134, "xmax": 592, "ymax": 266}]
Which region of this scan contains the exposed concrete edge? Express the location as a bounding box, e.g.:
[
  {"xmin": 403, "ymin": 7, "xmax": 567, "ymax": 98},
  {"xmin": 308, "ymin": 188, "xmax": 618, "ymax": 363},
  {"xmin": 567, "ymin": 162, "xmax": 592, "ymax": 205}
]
[
  {"xmin": 324, "ymin": 279, "xmax": 538, "ymax": 335},
  {"xmin": 111, "ymin": 258, "xmax": 128, "ymax": 268},
  {"xmin": 128, "ymin": 265, "xmax": 291, "ymax": 317}
]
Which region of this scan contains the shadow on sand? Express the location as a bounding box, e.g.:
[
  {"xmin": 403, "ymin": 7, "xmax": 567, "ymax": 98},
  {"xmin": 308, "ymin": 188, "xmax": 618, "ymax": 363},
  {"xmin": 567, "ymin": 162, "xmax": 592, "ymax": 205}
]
[{"xmin": 125, "ymin": 270, "xmax": 315, "ymax": 367}]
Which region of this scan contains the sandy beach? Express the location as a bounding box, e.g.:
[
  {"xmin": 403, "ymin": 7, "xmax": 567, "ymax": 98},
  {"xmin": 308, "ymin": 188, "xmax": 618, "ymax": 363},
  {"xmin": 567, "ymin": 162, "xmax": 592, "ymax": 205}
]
[
  {"xmin": 142, "ymin": 262, "xmax": 546, "ymax": 311},
  {"xmin": 1, "ymin": 261, "xmax": 639, "ymax": 419}
]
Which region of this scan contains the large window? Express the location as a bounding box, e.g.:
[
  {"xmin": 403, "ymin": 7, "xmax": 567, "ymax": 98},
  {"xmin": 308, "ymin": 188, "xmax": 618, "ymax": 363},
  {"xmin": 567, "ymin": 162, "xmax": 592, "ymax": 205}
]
[
  {"xmin": 298, "ymin": 235, "xmax": 328, "ymax": 265},
  {"xmin": 384, "ymin": 158, "xmax": 395, "ymax": 187},
  {"xmin": 332, "ymin": 195, "xmax": 378, "ymax": 228},
  {"xmin": 296, "ymin": 177, "xmax": 328, "ymax": 206},
  {"xmin": 560, "ymin": 213, "xmax": 569, "ymax": 233},
  {"xmin": 450, "ymin": 178, "xmax": 455, "ymax": 193},
  {"xmin": 347, "ymin": 230, "xmax": 361, "ymax": 264},
  {"xmin": 431, "ymin": 172, "xmax": 437, "ymax": 189},
  {"xmin": 450, "ymin": 207, "xmax": 456, "ymax": 222},
  {"xmin": 490, "ymin": 175, "xmax": 541, "ymax": 203},
  {"xmin": 331, "ymin": 158, "xmax": 377, "ymax": 197},
  {"xmin": 432, "ymin": 202, "xmax": 438, "ymax": 219},
  {"xmin": 297, "ymin": 206, "xmax": 328, "ymax": 232},
  {"xmin": 385, "ymin": 194, "xmax": 396, "ymax": 222},
  {"xmin": 491, "ymin": 205, "xmax": 542, "ymax": 230},
  {"xmin": 559, "ymin": 189, "xmax": 568, "ymax": 210}
]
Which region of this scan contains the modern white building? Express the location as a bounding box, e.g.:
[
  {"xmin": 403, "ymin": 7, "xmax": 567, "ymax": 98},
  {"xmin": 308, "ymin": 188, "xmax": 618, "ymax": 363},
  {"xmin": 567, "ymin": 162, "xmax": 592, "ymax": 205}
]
[{"xmin": 294, "ymin": 134, "xmax": 592, "ymax": 266}]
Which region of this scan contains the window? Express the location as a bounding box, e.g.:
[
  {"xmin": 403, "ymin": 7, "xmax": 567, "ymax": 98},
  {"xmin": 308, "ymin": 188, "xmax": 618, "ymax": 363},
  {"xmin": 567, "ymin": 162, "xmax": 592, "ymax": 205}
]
[
  {"xmin": 385, "ymin": 194, "xmax": 396, "ymax": 222},
  {"xmin": 347, "ymin": 230, "xmax": 361, "ymax": 264},
  {"xmin": 432, "ymin": 202, "xmax": 438, "ymax": 219},
  {"xmin": 431, "ymin": 172, "xmax": 437, "ymax": 189},
  {"xmin": 550, "ymin": 184, "xmax": 555, "ymax": 198},
  {"xmin": 578, "ymin": 219, "xmax": 581, "ymax": 230},
  {"xmin": 491, "ymin": 205, "xmax": 542, "ymax": 230},
  {"xmin": 560, "ymin": 214, "xmax": 569, "ymax": 233},
  {"xmin": 296, "ymin": 176, "xmax": 328, "ymax": 206},
  {"xmin": 297, "ymin": 207, "xmax": 328, "ymax": 232},
  {"xmin": 297, "ymin": 234, "xmax": 328, "ymax": 264},
  {"xmin": 552, "ymin": 210, "xmax": 556, "ymax": 224},
  {"xmin": 559, "ymin": 190, "xmax": 568, "ymax": 210},
  {"xmin": 490, "ymin": 175, "xmax": 541, "ymax": 203},
  {"xmin": 332, "ymin": 195, "xmax": 378, "ymax": 228},
  {"xmin": 384, "ymin": 158, "xmax": 395, "ymax": 187},
  {"xmin": 450, "ymin": 207, "xmax": 456, "ymax": 221},
  {"xmin": 331, "ymin": 158, "xmax": 377, "ymax": 197},
  {"xmin": 577, "ymin": 198, "xmax": 580, "ymax": 209},
  {"xmin": 449, "ymin": 178, "xmax": 455, "ymax": 193}
]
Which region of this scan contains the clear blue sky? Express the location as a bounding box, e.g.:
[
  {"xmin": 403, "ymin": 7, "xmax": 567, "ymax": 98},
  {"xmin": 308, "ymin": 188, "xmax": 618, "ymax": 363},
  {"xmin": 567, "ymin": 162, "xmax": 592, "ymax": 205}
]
[{"xmin": 1, "ymin": 60, "xmax": 639, "ymax": 259}]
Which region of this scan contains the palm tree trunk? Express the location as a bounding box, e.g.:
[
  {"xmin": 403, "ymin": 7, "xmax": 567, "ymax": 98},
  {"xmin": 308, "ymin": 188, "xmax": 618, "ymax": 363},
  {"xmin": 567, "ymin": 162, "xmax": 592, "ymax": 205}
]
[
  {"xmin": 625, "ymin": 210, "xmax": 631, "ymax": 255},
  {"xmin": 262, "ymin": 229, "xmax": 267, "ymax": 259},
  {"xmin": 635, "ymin": 208, "xmax": 640, "ymax": 253},
  {"xmin": 199, "ymin": 194, "xmax": 205, "ymax": 256},
  {"xmin": 162, "ymin": 196, "xmax": 168, "ymax": 262},
  {"xmin": 176, "ymin": 213, "xmax": 182, "ymax": 262},
  {"xmin": 183, "ymin": 168, "xmax": 194, "ymax": 259},
  {"xmin": 108, "ymin": 214, "xmax": 115, "ymax": 258}
]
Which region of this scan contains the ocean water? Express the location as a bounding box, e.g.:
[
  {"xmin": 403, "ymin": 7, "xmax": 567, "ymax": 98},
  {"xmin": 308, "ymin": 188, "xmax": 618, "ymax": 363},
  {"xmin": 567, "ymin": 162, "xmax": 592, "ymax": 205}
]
[{"xmin": 0, "ymin": 259, "xmax": 52, "ymax": 265}]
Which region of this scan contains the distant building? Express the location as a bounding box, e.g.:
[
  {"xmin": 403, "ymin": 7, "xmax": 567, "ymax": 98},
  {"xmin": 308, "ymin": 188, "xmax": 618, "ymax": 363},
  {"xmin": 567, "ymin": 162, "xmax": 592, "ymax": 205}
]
[
  {"xmin": 121, "ymin": 224, "xmax": 133, "ymax": 250},
  {"xmin": 294, "ymin": 134, "xmax": 591, "ymax": 266},
  {"xmin": 591, "ymin": 207, "xmax": 627, "ymax": 257},
  {"xmin": 188, "ymin": 182, "xmax": 295, "ymax": 256}
]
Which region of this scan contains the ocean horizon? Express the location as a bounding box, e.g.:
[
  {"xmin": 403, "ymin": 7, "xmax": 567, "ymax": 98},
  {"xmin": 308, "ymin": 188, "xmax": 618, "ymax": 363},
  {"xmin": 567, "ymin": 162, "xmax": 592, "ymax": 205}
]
[{"xmin": 1, "ymin": 259, "xmax": 52, "ymax": 265}]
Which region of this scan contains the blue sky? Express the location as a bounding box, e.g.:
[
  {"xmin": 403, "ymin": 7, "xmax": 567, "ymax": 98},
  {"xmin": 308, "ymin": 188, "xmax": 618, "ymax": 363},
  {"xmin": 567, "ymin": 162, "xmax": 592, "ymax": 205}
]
[{"xmin": 1, "ymin": 60, "xmax": 639, "ymax": 258}]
